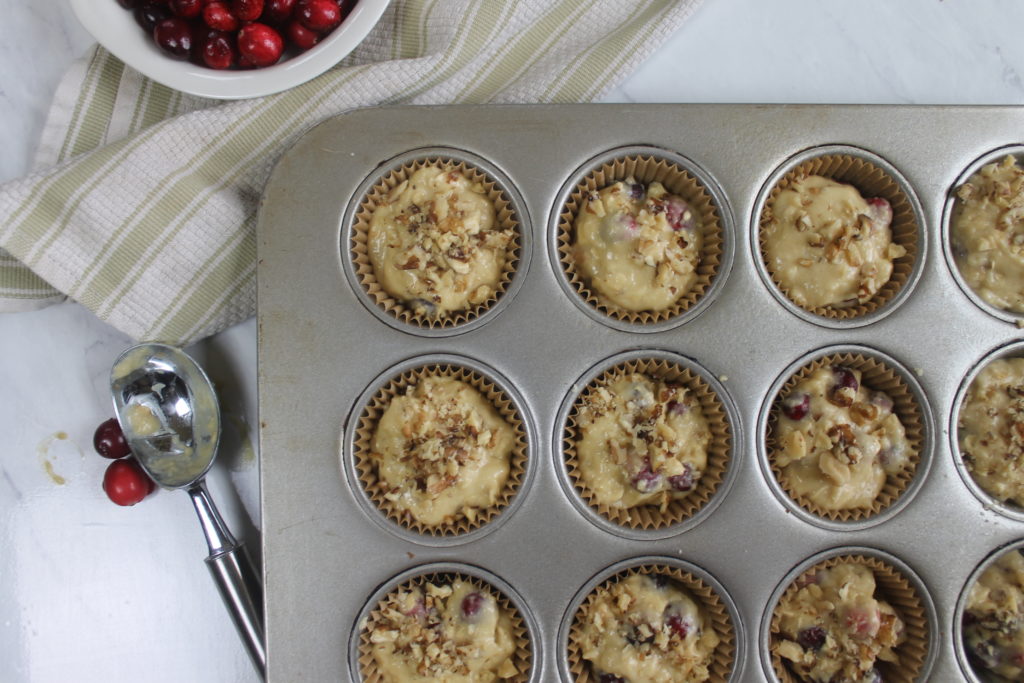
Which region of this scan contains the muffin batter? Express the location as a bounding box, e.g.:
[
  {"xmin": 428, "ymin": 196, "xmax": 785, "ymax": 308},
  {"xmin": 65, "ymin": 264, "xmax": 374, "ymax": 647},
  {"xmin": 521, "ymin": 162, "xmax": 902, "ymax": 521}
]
[
  {"xmin": 959, "ymin": 357, "xmax": 1024, "ymax": 506},
  {"xmin": 371, "ymin": 377, "xmax": 514, "ymax": 526},
  {"xmin": 573, "ymin": 178, "xmax": 702, "ymax": 311},
  {"xmin": 369, "ymin": 165, "xmax": 514, "ymax": 317},
  {"xmin": 368, "ymin": 579, "xmax": 519, "ymax": 682},
  {"xmin": 764, "ymin": 175, "xmax": 905, "ymax": 309},
  {"xmin": 964, "ymin": 548, "xmax": 1024, "ymax": 682},
  {"xmin": 774, "ymin": 563, "xmax": 906, "ymax": 683},
  {"xmin": 953, "ymin": 155, "xmax": 1024, "ymax": 313},
  {"xmin": 579, "ymin": 574, "xmax": 720, "ymax": 682},
  {"xmin": 774, "ymin": 366, "xmax": 911, "ymax": 510},
  {"xmin": 575, "ymin": 374, "xmax": 711, "ymax": 510}
]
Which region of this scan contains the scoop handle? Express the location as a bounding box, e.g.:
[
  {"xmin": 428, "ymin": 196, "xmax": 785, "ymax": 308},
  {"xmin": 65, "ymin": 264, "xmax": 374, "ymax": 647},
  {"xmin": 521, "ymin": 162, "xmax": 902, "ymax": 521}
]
[{"xmin": 190, "ymin": 481, "xmax": 266, "ymax": 679}]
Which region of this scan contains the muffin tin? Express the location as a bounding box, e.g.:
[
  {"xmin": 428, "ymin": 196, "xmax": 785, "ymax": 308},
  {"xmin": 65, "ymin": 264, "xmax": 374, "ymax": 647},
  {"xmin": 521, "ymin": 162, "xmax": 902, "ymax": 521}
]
[{"xmin": 256, "ymin": 104, "xmax": 1024, "ymax": 682}]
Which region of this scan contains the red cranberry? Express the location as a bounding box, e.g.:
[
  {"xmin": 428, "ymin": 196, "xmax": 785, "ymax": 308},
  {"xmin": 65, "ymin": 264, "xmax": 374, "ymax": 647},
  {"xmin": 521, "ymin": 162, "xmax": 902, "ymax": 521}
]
[
  {"xmin": 93, "ymin": 418, "xmax": 132, "ymax": 459},
  {"xmin": 203, "ymin": 2, "xmax": 240, "ymax": 31},
  {"xmin": 781, "ymin": 392, "xmax": 810, "ymax": 420},
  {"xmin": 201, "ymin": 30, "xmax": 237, "ymax": 69},
  {"xmin": 154, "ymin": 17, "xmax": 194, "ymax": 58},
  {"xmin": 170, "ymin": 0, "xmax": 203, "ymax": 17},
  {"xmin": 460, "ymin": 592, "xmax": 484, "ymax": 620},
  {"xmin": 666, "ymin": 613, "xmax": 691, "ymax": 639},
  {"xmin": 286, "ymin": 20, "xmax": 321, "ymax": 50},
  {"xmin": 598, "ymin": 675, "xmax": 625, "ymax": 683},
  {"xmin": 665, "ymin": 197, "xmax": 696, "ymax": 231},
  {"xmin": 833, "ymin": 365, "xmax": 859, "ymax": 391},
  {"xmin": 668, "ymin": 464, "xmax": 694, "ymax": 492},
  {"xmin": 264, "ymin": 0, "xmax": 296, "ymax": 23},
  {"xmin": 630, "ymin": 459, "xmax": 662, "ymax": 493},
  {"xmin": 866, "ymin": 196, "xmax": 893, "ymax": 227},
  {"xmin": 797, "ymin": 625, "xmax": 826, "ymax": 650},
  {"xmin": 238, "ymin": 23, "xmax": 284, "ymax": 66},
  {"xmin": 627, "ymin": 182, "xmax": 645, "ymax": 200},
  {"xmin": 232, "ymin": 0, "xmax": 264, "ymax": 21},
  {"xmin": 135, "ymin": 2, "xmax": 172, "ymax": 31},
  {"xmin": 666, "ymin": 398, "xmax": 689, "ymax": 416},
  {"xmin": 337, "ymin": 0, "xmax": 355, "ymax": 17},
  {"xmin": 296, "ymin": 0, "xmax": 342, "ymax": 32}
]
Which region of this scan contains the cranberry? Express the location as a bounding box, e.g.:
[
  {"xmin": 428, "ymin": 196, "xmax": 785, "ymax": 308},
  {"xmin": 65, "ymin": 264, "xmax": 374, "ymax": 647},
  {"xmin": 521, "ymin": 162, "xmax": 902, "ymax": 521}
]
[
  {"xmin": 460, "ymin": 591, "xmax": 484, "ymax": 620},
  {"xmin": 102, "ymin": 458, "xmax": 155, "ymax": 506},
  {"xmin": 666, "ymin": 614, "xmax": 691, "ymax": 639},
  {"xmin": 843, "ymin": 606, "xmax": 880, "ymax": 639},
  {"xmin": 665, "ymin": 197, "xmax": 695, "ymax": 231},
  {"xmin": 203, "ymin": 2, "xmax": 240, "ymax": 31},
  {"xmin": 866, "ymin": 196, "xmax": 893, "ymax": 227},
  {"xmin": 627, "ymin": 183, "xmax": 645, "ymax": 200},
  {"xmin": 154, "ymin": 17, "xmax": 195, "ymax": 58},
  {"xmin": 135, "ymin": 2, "xmax": 172, "ymax": 31},
  {"xmin": 833, "ymin": 365, "xmax": 859, "ymax": 392},
  {"xmin": 170, "ymin": 0, "xmax": 203, "ymax": 17},
  {"xmin": 232, "ymin": 0, "xmax": 264, "ymax": 21},
  {"xmin": 404, "ymin": 599, "xmax": 426, "ymax": 620},
  {"xmin": 264, "ymin": 0, "xmax": 296, "ymax": 23},
  {"xmin": 598, "ymin": 675, "xmax": 625, "ymax": 683},
  {"xmin": 337, "ymin": 0, "xmax": 355, "ymax": 17},
  {"xmin": 797, "ymin": 625, "xmax": 826, "ymax": 650},
  {"xmin": 237, "ymin": 23, "xmax": 284, "ymax": 67},
  {"xmin": 286, "ymin": 20, "xmax": 321, "ymax": 50},
  {"xmin": 668, "ymin": 464, "xmax": 694, "ymax": 491},
  {"xmin": 296, "ymin": 0, "xmax": 342, "ymax": 32},
  {"xmin": 666, "ymin": 398, "xmax": 689, "ymax": 416},
  {"xmin": 201, "ymin": 30, "xmax": 237, "ymax": 69},
  {"xmin": 630, "ymin": 459, "xmax": 662, "ymax": 493},
  {"xmin": 781, "ymin": 392, "xmax": 810, "ymax": 420},
  {"xmin": 93, "ymin": 418, "xmax": 132, "ymax": 459}
]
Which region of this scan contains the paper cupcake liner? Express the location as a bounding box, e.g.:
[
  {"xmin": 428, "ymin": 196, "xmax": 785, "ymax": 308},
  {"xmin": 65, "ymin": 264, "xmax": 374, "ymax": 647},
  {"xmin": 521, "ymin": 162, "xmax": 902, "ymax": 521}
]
[
  {"xmin": 758, "ymin": 152, "xmax": 918, "ymax": 320},
  {"xmin": 566, "ymin": 562, "xmax": 736, "ymax": 682},
  {"xmin": 350, "ymin": 155, "xmax": 522, "ymax": 329},
  {"xmin": 563, "ymin": 357, "xmax": 731, "ymax": 530},
  {"xmin": 353, "ymin": 363, "xmax": 528, "ymax": 537},
  {"xmin": 357, "ymin": 570, "xmax": 532, "ymax": 682},
  {"xmin": 557, "ymin": 153, "xmax": 725, "ymax": 325},
  {"xmin": 766, "ymin": 352, "xmax": 924, "ymax": 522},
  {"xmin": 768, "ymin": 554, "xmax": 930, "ymax": 683}
]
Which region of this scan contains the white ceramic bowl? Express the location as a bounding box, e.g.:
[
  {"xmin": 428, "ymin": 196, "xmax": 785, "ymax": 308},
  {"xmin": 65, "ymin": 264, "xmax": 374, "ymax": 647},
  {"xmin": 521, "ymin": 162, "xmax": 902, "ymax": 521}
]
[{"xmin": 69, "ymin": 0, "xmax": 391, "ymax": 99}]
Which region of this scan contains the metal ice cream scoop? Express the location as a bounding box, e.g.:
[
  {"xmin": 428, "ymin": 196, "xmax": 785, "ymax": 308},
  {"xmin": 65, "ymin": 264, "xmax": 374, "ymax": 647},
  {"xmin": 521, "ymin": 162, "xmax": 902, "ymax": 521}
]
[{"xmin": 110, "ymin": 342, "xmax": 265, "ymax": 678}]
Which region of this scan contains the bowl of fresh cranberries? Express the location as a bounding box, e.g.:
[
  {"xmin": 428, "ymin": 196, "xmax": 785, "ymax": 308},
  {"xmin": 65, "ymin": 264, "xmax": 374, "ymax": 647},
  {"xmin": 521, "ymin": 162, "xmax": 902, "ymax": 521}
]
[{"xmin": 69, "ymin": 0, "xmax": 391, "ymax": 99}]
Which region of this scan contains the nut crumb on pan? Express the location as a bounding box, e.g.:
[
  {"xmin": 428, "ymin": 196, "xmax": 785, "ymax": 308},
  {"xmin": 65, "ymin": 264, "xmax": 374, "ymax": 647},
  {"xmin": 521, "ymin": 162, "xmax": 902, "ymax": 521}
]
[{"xmin": 963, "ymin": 548, "xmax": 1024, "ymax": 682}]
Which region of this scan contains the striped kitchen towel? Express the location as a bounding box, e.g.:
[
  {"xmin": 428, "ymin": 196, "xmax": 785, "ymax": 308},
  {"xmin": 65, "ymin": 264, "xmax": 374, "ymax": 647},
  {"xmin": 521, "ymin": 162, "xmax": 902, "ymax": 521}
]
[{"xmin": 0, "ymin": 0, "xmax": 701, "ymax": 345}]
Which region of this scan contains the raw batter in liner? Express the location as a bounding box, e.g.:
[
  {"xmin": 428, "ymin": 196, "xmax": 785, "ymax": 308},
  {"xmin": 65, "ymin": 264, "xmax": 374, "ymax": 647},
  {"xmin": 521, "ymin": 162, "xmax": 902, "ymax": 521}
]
[
  {"xmin": 764, "ymin": 175, "xmax": 905, "ymax": 309},
  {"xmin": 953, "ymin": 155, "xmax": 1024, "ymax": 313},
  {"xmin": 575, "ymin": 373, "xmax": 710, "ymax": 511},
  {"xmin": 579, "ymin": 574, "xmax": 720, "ymax": 683},
  {"xmin": 368, "ymin": 579, "xmax": 519, "ymax": 682},
  {"xmin": 958, "ymin": 357, "xmax": 1024, "ymax": 507},
  {"xmin": 370, "ymin": 376, "xmax": 514, "ymax": 526},
  {"xmin": 369, "ymin": 165, "xmax": 515, "ymax": 317},
  {"xmin": 573, "ymin": 178, "xmax": 702, "ymax": 311},
  {"xmin": 774, "ymin": 563, "xmax": 906, "ymax": 683},
  {"xmin": 963, "ymin": 548, "xmax": 1024, "ymax": 682},
  {"xmin": 774, "ymin": 366, "xmax": 911, "ymax": 510}
]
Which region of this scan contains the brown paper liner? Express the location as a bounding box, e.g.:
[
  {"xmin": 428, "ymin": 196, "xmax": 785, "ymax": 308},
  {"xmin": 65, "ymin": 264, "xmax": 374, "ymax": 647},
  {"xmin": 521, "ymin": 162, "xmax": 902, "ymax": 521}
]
[
  {"xmin": 566, "ymin": 563, "xmax": 736, "ymax": 682},
  {"xmin": 768, "ymin": 554, "xmax": 930, "ymax": 683},
  {"xmin": 758, "ymin": 153, "xmax": 918, "ymax": 319},
  {"xmin": 351, "ymin": 157, "xmax": 521, "ymax": 328},
  {"xmin": 563, "ymin": 358, "xmax": 731, "ymax": 530},
  {"xmin": 357, "ymin": 571, "xmax": 532, "ymax": 682},
  {"xmin": 557, "ymin": 154, "xmax": 725, "ymax": 324},
  {"xmin": 766, "ymin": 352, "xmax": 924, "ymax": 522},
  {"xmin": 353, "ymin": 364, "xmax": 528, "ymax": 537}
]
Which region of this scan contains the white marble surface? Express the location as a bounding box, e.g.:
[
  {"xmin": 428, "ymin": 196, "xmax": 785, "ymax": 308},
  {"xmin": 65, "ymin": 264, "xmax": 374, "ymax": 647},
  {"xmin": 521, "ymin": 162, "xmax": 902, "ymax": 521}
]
[{"xmin": 2, "ymin": 1, "xmax": 1024, "ymax": 681}]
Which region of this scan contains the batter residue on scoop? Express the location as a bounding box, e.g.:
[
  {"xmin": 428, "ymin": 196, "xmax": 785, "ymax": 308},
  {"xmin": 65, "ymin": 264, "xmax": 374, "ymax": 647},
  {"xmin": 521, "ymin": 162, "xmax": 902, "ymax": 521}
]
[
  {"xmin": 963, "ymin": 548, "xmax": 1024, "ymax": 682},
  {"xmin": 368, "ymin": 579, "xmax": 519, "ymax": 682},
  {"xmin": 578, "ymin": 573, "xmax": 720, "ymax": 683},
  {"xmin": 774, "ymin": 563, "xmax": 906, "ymax": 683},
  {"xmin": 368, "ymin": 165, "xmax": 515, "ymax": 317}
]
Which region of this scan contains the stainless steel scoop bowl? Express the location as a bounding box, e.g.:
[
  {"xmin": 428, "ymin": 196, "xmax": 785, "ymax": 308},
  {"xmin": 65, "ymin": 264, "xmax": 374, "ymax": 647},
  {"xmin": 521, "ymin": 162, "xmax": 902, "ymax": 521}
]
[{"xmin": 111, "ymin": 342, "xmax": 265, "ymax": 678}]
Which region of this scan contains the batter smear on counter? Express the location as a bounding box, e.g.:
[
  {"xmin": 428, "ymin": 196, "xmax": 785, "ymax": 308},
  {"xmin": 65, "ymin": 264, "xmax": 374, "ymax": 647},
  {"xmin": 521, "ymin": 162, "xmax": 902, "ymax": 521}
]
[{"xmin": 368, "ymin": 165, "xmax": 515, "ymax": 317}]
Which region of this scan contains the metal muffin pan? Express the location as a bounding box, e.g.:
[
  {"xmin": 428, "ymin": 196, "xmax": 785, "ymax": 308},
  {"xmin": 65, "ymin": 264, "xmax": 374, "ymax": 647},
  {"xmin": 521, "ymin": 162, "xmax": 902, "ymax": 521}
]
[{"xmin": 256, "ymin": 104, "xmax": 1024, "ymax": 682}]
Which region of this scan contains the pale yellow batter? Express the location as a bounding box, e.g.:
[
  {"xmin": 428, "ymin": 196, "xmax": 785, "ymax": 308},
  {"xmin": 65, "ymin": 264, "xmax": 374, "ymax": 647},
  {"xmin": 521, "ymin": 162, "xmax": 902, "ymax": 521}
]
[
  {"xmin": 575, "ymin": 374, "xmax": 711, "ymax": 510},
  {"xmin": 774, "ymin": 366, "xmax": 911, "ymax": 510},
  {"xmin": 579, "ymin": 574, "xmax": 720, "ymax": 683},
  {"xmin": 774, "ymin": 563, "xmax": 905, "ymax": 683},
  {"xmin": 368, "ymin": 165, "xmax": 514, "ymax": 317},
  {"xmin": 370, "ymin": 377, "xmax": 514, "ymax": 526},
  {"xmin": 764, "ymin": 175, "xmax": 905, "ymax": 309},
  {"xmin": 573, "ymin": 178, "xmax": 702, "ymax": 311},
  {"xmin": 964, "ymin": 548, "xmax": 1024, "ymax": 682},
  {"xmin": 368, "ymin": 579, "xmax": 519, "ymax": 682},
  {"xmin": 959, "ymin": 357, "xmax": 1024, "ymax": 507},
  {"xmin": 953, "ymin": 155, "xmax": 1024, "ymax": 313}
]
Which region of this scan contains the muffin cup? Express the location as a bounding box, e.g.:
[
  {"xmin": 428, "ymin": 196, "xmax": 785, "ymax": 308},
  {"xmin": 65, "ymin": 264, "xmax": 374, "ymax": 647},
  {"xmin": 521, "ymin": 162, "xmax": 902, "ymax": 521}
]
[
  {"xmin": 561, "ymin": 557, "xmax": 741, "ymax": 683},
  {"xmin": 558, "ymin": 349, "xmax": 737, "ymax": 538},
  {"xmin": 553, "ymin": 146, "xmax": 731, "ymax": 332},
  {"xmin": 353, "ymin": 563, "xmax": 536, "ymax": 683},
  {"xmin": 754, "ymin": 145, "xmax": 924, "ymax": 326},
  {"xmin": 761, "ymin": 346, "xmax": 931, "ymax": 528},
  {"xmin": 346, "ymin": 354, "xmax": 531, "ymax": 543},
  {"xmin": 764, "ymin": 548, "xmax": 935, "ymax": 683},
  {"xmin": 347, "ymin": 148, "xmax": 528, "ymax": 335}
]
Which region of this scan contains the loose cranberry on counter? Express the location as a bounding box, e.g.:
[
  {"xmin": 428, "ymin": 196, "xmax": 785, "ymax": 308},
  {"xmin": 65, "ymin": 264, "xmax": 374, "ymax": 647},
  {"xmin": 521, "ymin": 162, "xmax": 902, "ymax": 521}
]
[
  {"xmin": 781, "ymin": 392, "xmax": 811, "ymax": 420},
  {"xmin": 238, "ymin": 23, "xmax": 284, "ymax": 67},
  {"xmin": 102, "ymin": 458, "xmax": 155, "ymax": 506},
  {"xmin": 93, "ymin": 418, "xmax": 132, "ymax": 459}
]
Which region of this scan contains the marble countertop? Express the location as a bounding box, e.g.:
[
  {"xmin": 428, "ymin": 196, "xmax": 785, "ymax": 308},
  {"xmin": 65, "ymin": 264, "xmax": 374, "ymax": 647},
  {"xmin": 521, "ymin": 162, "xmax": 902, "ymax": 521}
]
[{"xmin": 2, "ymin": 1, "xmax": 1023, "ymax": 681}]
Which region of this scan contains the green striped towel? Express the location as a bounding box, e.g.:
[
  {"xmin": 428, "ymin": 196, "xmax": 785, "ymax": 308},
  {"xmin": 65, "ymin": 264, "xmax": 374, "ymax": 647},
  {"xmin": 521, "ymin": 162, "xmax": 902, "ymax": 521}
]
[{"xmin": 0, "ymin": 0, "xmax": 701, "ymax": 345}]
